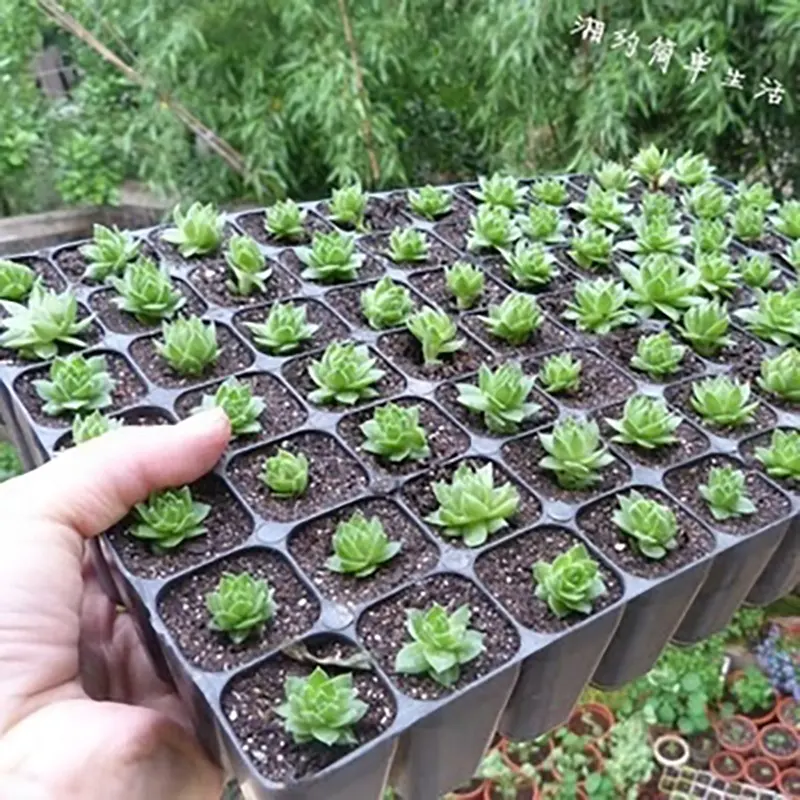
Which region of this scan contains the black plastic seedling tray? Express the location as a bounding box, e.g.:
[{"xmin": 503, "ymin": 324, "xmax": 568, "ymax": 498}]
[{"xmin": 1, "ymin": 174, "xmax": 798, "ymax": 800}]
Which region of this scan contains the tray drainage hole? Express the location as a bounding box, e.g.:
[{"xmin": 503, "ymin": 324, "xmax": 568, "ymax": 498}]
[{"xmin": 321, "ymin": 604, "xmax": 355, "ymax": 630}]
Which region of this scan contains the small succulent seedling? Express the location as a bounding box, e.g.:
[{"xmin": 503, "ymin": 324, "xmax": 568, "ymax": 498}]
[
  {"xmin": 360, "ymin": 402, "xmax": 430, "ymax": 462},
  {"xmin": 595, "ymin": 161, "xmax": 635, "ymax": 194},
  {"xmin": 736, "ymin": 181, "xmax": 776, "ymax": 213},
  {"xmin": 297, "ymin": 231, "xmax": 365, "ymax": 282},
  {"xmin": 329, "ymin": 183, "xmax": 368, "ymax": 230},
  {"xmin": 326, "ymin": 511, "xmax": 402, "ymax": 577},
  {"xmin": 618, "ymin": 254, "xmax": 699, "ymax": 321},
  {"xmin": 0, "ymin": 283, "xmax": 93, "ymax": 360},
  {"xmin": 161, "ymin": 202, "xmax": 224, "ymax": 257},
  {"xmin": 685, "ymin": 183, "xmax": 731, "ymax": 220},
  {"xmin": 197, "ymin": 377, "xmax": 264, "ymax": 436},
  {"xmin": 469, "ymin": 173, "xmax": 527, "ymax": 210},
  {"xmin": 572, "ymin": 184, "xmax": 631, "ymax": 232},
  {"xmin": 613, "ymin": 490, "xmax": 678, "ymax": 559},
  {"xmin": 109, "ymin": 257, "xmax": 186, "ymax": 323},
  {"xmin": 530, "ymin": 178, "xmax": 568, "ymax": 206},
  {"xmin": 361, "ymin": 277, "xmax": 414, "ymax": 329},
  {"xmin": 275, "ymin": 667, "xmax": 367, "ymax": 746},
  {"xmin": 640, "ymin": 192, "xmax": 678, "ymax": 223},
  {"xmin": 79, "ymin": 224, "xmax": 140, "ymax": 281},
  {"xmin": 386, "ymin": 226, "xmax": 429, "ymax": 263},
  {"xmin": 786, "ymin": 240, "xmax": 800, "ymax": 271},
  {"xmin": 618, "ymin": 217, "xmax": 687, "ymax": 261},
  {"xmin": 735, "ymin": 290, "xmax": 800, "ymax": 347},
  {"xmin": 731, "ymin": 204, "xmax": 767, "ymax": 243},
  {"xmin": 156, "ymin": 316, "xmax": 219, "ymax": 376},
  {"xmin": 692, "ymin": 218, "xmax": 732, "ymax": 255},
  {"xmin": 691, "ymin": 376, "xmax": 759, "ymax": 427},
  {"xmin": 606, "ymin": 395, "xmax": 681, "ymax": 450},
  {"xmin": 538, "ymin": 417, "xmax": 614, "ymax": 490},
  {"xmin": 262, "ymin": 449, "xmax": 309, "ymax": 497},
  {"xmin": 500, "ymin": 241, "xmax": 559, "ymax": 288},
  {"xmin": 445, "ymin": 261, "xmax": 484, "ymax": 310},
  {"xmin": 265, "ymin": 199, "xmax": 306, "ymax": 240},
  {"xmin": 739, "ymin": 254, "xmax": 779, "ymax": 289},
  {"xmin": 562, "ymin": 278, "xmax": 635, "ymax": 334},
  {"xmin": 631, "ymin": 144, "xmax": 672, "ymax": 190},
  {"xmin": 533, "ymin": 544, "xmax": 607, "ymax": 617},
  {"xmin": 0, "ymin": 260, "xmax": 35, "ymax": 301},
  {"xmin": 425, "ymin": 462, "xmax": 520, "ymax": 547},
  {"xmin": 406, "ymin": 307, "xmax": 464, "ymax": 364},
  {"xmin": 467, "ymin": 204, "xmax": 521, "ymax": 251},
  {"xmin": 33, "ymin": 353, "xmax": 115, "ymax": 416},
  {"xmin": 568, "ymin": 227, "xmax": 614, "ymax": 271},
  {"xmin": 758, "ymin": 348, "xmax": 800, "ymax": 403},
  {"xmin": 206, "ymin": 571, "xmax": 276, "ymax": 644},
  {"xmin": 673, "ymin": 151, "xmax": 715, "ymax": 187},
  {"xmin": 224, "ymin": 235, "xmax": 271, "ymax": 295},
  {"xmin": 0, "ymin": 441, "xmax": 23, "ymax": 483},
  {"xmin": 518, "ymin": 203, "xmax": 566, "ymax": 243},
  {"xmin": 408, "ymin": 185, "xmax": 452, "ymax": 219},
  {"xmin": 677, "ymin": 299, "xmax": 732, "ymax": 357},
  {"xmin": 130, "ymin": 486, "xmax": 211, "ymax": 551},
  {"xmin": 537, "ymin": 352, "xmax": 582, "ymax": 394},
  {"xmin": 308, "ymin": 342, "xmax": 384, "ymax": 405},
  {"xmin": 395, "ymin": 603, "xmax": 484, "ymax": 686},
  {"xmin": 245, "ymin": 301, "xmax": 319, "ymax": 354},
  {"xmin": 772, "ymin": 200, "xmax": 800, "ymax": 240},
  {"xmin": 695, "ymin": 252, "xmax": 739, "ymax": 297},
  {"xmin": 699, "ymin": 466, "xmax": 756, "ymax": 521},
  {"xmin": 72, "ymin": 410, "xmax": 123, "ymax": 444},
  {"xmin": 483, "ymin": 292, "xmax": 542, "ymax": 345},
  {"xmin": 755, "ymin": 429, "xmax": 800, "ymax": 480},
  {"xmin": 630, "ymin": 331, "xmax": 686, "ymax": 378},
  {"xmin": 456, "ymin": 362, "xmax": 540, "ymax": 434}
]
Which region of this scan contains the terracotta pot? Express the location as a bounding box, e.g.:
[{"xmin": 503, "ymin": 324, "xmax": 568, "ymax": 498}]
[
  {"xmin": 450, "ymin": 780, "xmax": 488, "ymax": 799},
  {"xmin": 778, "ymin": 766, "xmax": 800, "ymax": 798},
  {"xmin": 709, "ymin": 750, "xmax": 744, "ymax": 783},
  {"xmin": 652, "ymin": 734, "xmax": 690, "ymax": 769},
  {"xmin": 757, "ymin": 722, "xmax": 800, "ymax": 769},
  {"xmin": 778, "ymin": 695, "xmax": 800, "ymax": 730},
  {"xmin": 499, "ymin": 737, "xmax": 552, "ymax": 772},
  {"xmin": 714, "ymin": 715, "xmax": 759, "ymax": 756},
  {"xmin": 481, "ymin": 784, "xmax": 537, "ymax": 800},
  {"xmin": 727, "ymin": 670, "xmax": 778, "ymax": 728},
  {"xmin": 567, "ymin": 703, "xmax": 615, "ymax": 740},
  {"xmin": 744, "ymin": 755, "xmax": 780, "ymax": 788}
]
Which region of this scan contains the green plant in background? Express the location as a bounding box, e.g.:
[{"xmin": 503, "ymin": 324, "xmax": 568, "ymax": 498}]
[
  {"xmin": 265, "ymin": 199, "xmax": 306, "ymax": 240},
  {"xmin": 360, "ymin": 402, "xmax": 430, "ymax": 462},
  {"xmin": 476, "ymin": 750, "xmax": 535, "ymax": 800},
  {"xmin": 739, "ymin": 254, "xmax": 779, "ymax": 289},
  {"xmin": 161, "ymin": 202, "xmax": 224, "ymax": 257},
  {"xmin": 109, "ymin": 258, "xmax": 186, "ymax": 323},
  {"xmin": 130, "ymin": 486, "xmax": 211, "ymax": 551},
  {"xmin": 501, "ymin": 241, "xmax": 559, "ymax": 288},
  {"xmin": 276, "ymin": 667, "xmax": 367, "ymax": 746},
  {"xmin": 606, "ymin": 395, "xmax": 681, "ymax": 449},
  {"xmin": 425, "ymin": 462, "xmax": 520, "ymax": 547},
  {"xmin": 408, "ymin": 185, "xmax": 452, "ymax": 220},
  {"xmin": 685, "ymin": 183, "xmax": 731, "ymax": 220},
  {"xmin": 0, "ymin": 260, "xmax": 35, "ymax": 301},
  {"xmin": 773, "ymin": 200, "xmax": 800, "ymax": 240},
  {"xmin": 361, "ymin": 277, "xmax": 414, "ymax": 329},
  {"xmin": 531, "ymin": 177, "xmax": 568, "ymax": 206},
  {"xmin": 735, "ymin": 289, "xmax": 800, "ymax": 346},
  {"xmin": 0, "ymin": 442, "xmax": 23, "ymax": 483},
  {"xmin": 518, "ymin": 203, "xmax": 566, "ymax": 243},
  {"xmin": 469, "ymin": 172, "xmax": 527, "ymax": 210},
  {"xmin": 699, "ymin": 465, "xmax": 756, "ymax": 521},
  {"xmin": 572, "ymin": 184, "xmax": 631, "ymax": 232},
  {"xmin": 673, "ymin": 151, "xmax": 714, "ymax": 187},
  {"xmin": 386, "ymin": 226, "xmax": 429, "ymax": 263},
  {"xmin": 197, "ymin": 377, "xmax": 264, "ymax": 437},
  {"xmin": 755, "ymin": 429, "xmax": 800, "ymax": 481},
  {"xmin": 640, "ymin": 191, "xmax": 678, "ymax": 223},
  {"xmin": 603, "ymin": 715, "xmax": 656, "ymax": 800},
  {"xmin": 691, "ymin": 375, "xmax": 759, "ymax": 427},
  {"xmin": 730, "ymin": 666, "xmax": 774, "ymax": 714},
  {"xmin": 206, "ymin": 571, "xmax": 276, "ymax": 644},
  {"xmin": 224, "ymin": 234, "xmax": 271, "ymax": 295},
  {"xmin": 533, "ymin": 543, "xmax": 607, "ymax": 618},
  {"xmin": 538, "ymin": 352, "xmax": 582, "ymax": 394},
  {"xmin": 79, "ymin": 224, "xmax": 140, "ymax": 281},
  {"xmin": 406, "ymin": 307, "xmax": 464, "ymax": 364},
  {"xmin": 677, "ymin": 299, "xmax": 732, "ymax": 357},
  {"xmin": 737, "ymin": 182, "xmax": 776, "ymax": 212},
  {"xmin": 483, "ymin": 292, "xmax": 542, "ymax": 344},
  {"xmin": 619, "ymin": 217, "xmax": 686, "ymax": 260},
  {"xmin": 630, "ymin": 331, "xmax": 686, "ymax": 379},
  {"xmin": 329, "ymin": 183, "xmax": 368, "ymax": 230},
  {"xmin": 33, "ymin": 353, "xmax": 115, "ymax": 416},
  {"xmin": 298, "ymin": 231, "xmax": 365, "ymax": 282},
  {"xmin": 695, "ymin": 252, "xmax": 739, "ymax": 297},
  {"xmin": 538, "ymin": 417, "xmax": 614, "ymax": 490},
  {"xmin": 562, "ymin": 278, "xmax": 635, "ymax": 334},
  {"xmin": 395, "ymin": 603, "xmax": 484, "ymax": 686},
  {"xmin": 731, "ymin": 204, "xmax": 767, "ymax": 243},
  {"xmin": 445, "ymin": 261, "xmax": 484, "ymax": 309},
  {"xmin": 619, "ymin": 254, "xmax": 699, "ymax": 321},
  {"xmin": 758, "ymin": 348, "xmax": 800, "ymax": 403},
  {"xmin": 631, "ymin": 144, "xmax": 671, "ymax": 190},
  {"xmin": 641, "ymin": 663, "xmax": 713, "ymax": 735},
  {"xmin": 613, "ymin": 490, "xmax": 678, "ymax": 560},
  {"xmin": 308, "ymin": 342, "xmax": 384, "ymax": 404},
  {"xmin": 569, "ymin": 226, "xmax": 614, "ymax": 271},
  {"xmin": 326, "ymin": 511, "xmax": 402, "ymax": 577},
  {"xmin": 595, "ymin": 161, "xmax": 634, "ymax": 194},
  {"xmin": 262, "ymin": 448, "xmax": 309, "ymax": 497},
  {"xmin": 156, "ymin": 316, "xmax": 219, "ymax": 375},
  {"xmin": 245, "ymin": 301, "xmax": 319, "ymax": 354},
  {"xmin": 467, "ymin": 203, "xmax": 521, "ymax": 250},
  {"xmin": 72, "ymin": 409, "xmax": 123, "ymax": 444},
  {"xmin": 692, "ymin": 218, "xmax": 732, "ymax": 255}
]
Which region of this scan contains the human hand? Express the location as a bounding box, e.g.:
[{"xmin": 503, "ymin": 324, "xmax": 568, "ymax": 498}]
[{"xmin": 0, "ymin": 409, "xmax": 231, "ymax": 800}]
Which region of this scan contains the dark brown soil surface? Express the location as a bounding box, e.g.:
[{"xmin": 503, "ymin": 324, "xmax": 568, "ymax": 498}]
[
  {"xmin": 4, "ymin": 255, "xmax": 66, "ymax": 292},
  {"xmin": 227, "ymin": 432, "xmax": 369, "ymax": 522},
  {"xmin": 324, "ymin": 279, "xmax": 427, "ymax": 330},
  {"xmin": 288, "ymin": 498, "xmax": 439, "ymax": 608},
  {"xmin": 408, "ymin": 266, "xmax": 509, "ymax": 314},
  {"xmin": 739, "ymin": 231, "xmax": 788, "ymax": 254},
  {"xmin": 389, "ymin": 190, "xmax": 474, "ymax": 223},
  {"xmin": 188, "ymin": 258, "xmax": 299, "ymax": 309},
  {"xmin": 738, "ymin": 427, "xmax": 800, "ymax": 493},
  {"xmin": 356, "ymin": 573, "xmax": 520, "ymax": 700},
  {"xmin": 157, "ymin": 547, "xmax": 320, "ymax": 672},
  {"xmin": 575, "ymin": 486, "xmax": 716, "ymax": 578},
  {"xmin": 461, "ymin": 310, "xmax": 575, "ymax": 360},
  {"xmin": 279, "ymin": 246, "xmax": 386, "ymax": 283},
  {"xmin": 666, "ymin": 325, "xmax": 765, "ymax": 375},
  {"xmin": 234, "ymin": 208, "xmax": 332, "ymax": 246},
  {"xmin": 432, "ymin": 212, "xmax": 475, "ymax": 253},
  {"xmin": 359, "ymin": 231, "xmax": 462, "ymax": 271},
  {"xmin": 316, "ymin": 195, "xmax": 411, "ymax": 232},
  {"xmin": 475, "ymin": 525, "xmax": 623, "ymax": 632},
  {"xmin": 221, "ymin": 637, "xmax": 396, "ymax": 782}
]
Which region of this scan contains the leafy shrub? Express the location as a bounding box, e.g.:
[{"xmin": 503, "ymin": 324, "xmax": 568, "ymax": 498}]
[
  {"xmin": 606, "ymin": 395, "xmax": 681, "ymax": 449},
  {"xmin": 445, "ymin": 261, "xmax": 484, "ymax": 310},
  {"xmin": 157, "ymin": 316, "xmax": 219, "ymax": 375},
  {"xmin": 246, "ymin": 301, "xmax": 318, "ymax": 355},
  {"xmin": 469, "ymin": 173, "xmax": 526, "ymax": 209},
  {"xmin": 161, "ymin": 202, "xmax": 224, "ymax": 257},
  {"xmin": 265, "ymin": 199, "xmax": 306, "ymax": 240},
  {"xmin": 329, "ymin": 183, "xmax": 368, "ymax": 230},
  {"xmin": 131, "ymin": 486, "xmax": 211, "ymax": 551},
  {"xmin": 72, "ymin": 410, "xmax": 122, "ymax": 444},
  {"xmin": 537, "ymin": 352, "xmax": 582, "ymax": 394},
  {"xmin": 677, "ymin": 299, "xmax": 732, "ymax": 356},
  {"xmin": 224, "ymin": 235, "xmax": 271, "ymax": 295},
  {"xmin": 758, "ymin": 348, "xmax": 800, "ymax": 402},
  {"xmin": 79, "ymin": 224, "xmax": 140, "ymax": 281},
  {"xmin": 326, "ymin": 511, "xmax": 402, "ymax": 577},
  {"xmin": 360, "ymin": 277, "xmax": 414, "ymax": 329},
  {"xmin": 730, "ymin": 666, "xmax": 775, "ymax": 714},
  {"xmin": 739, "ymin": 254, "xmax": 779, "ymax": 289},
  {"xmin": 569, "ymin": 227, "xmax": 614, "ymax": 271},
  {"xmin": 501, "ymin": 241, "xmax": 559, "ymax": 288},
  {"xmin": 110, "ymin": 258, "xmax": 186, "ymax": 322},
  {"xmin": 467, "ymin": 204, "xmax": 521, "ymax": 250},
  {"xmin": 572, "ymin": 183, "xmax": 631, "ymax": 232},
  {"xmin": 562, "ymin": 278, "xmax": 634, "ymax": 334},
  {"xmin": 530, "ymin": 177, "xmax": 568, "ymax": 206},
  {"xmin": 408, "ymin": 185, "xmax": 452, "ymax": 219},
  {"xmin": 699, "ymin": 465, "xmax": 756, "ymax": 521},
  {"xmin": 735, "ymin": 290, "xmax": 800, "ymax": 346},
  {"xmin": 360, "ymin": 402, "xmax": 430, "ymax": 462},
  {"xmin": 613, "ymin": 491, "xmax": 679, "ymax": 559},
  {"xmin": 691, "ymin": 376, "xmax": 759, "ymax": 427},
  {"xmin": 685, "ymin": 183, "xmax": 730, "ymax": 220},
  {"xmin": 386, "ymin": 226, "xmax": 429, "ymax": 263},
  {"xmin": 198, "ymin": 377, "xmax": 264, "ymax": 436},
  {"xmin": 773, "ymin": 200, "xmax": 800, "ymax": 240},
  {"xmin": 695, "ymin": 252, "xmax": 739, "ymax": 297},
  {"xmin": 406, "ymin": 308, "xmax": 464, "ymax": 364},
  {"xmin": 538, "ymin": 417, "xmax": 614, "ymax": 490},
  {"xmin": 755, "ymin": 429, "xmax": 800, "ymax": 480},
  {"xmin": 33, "ymin": 353, "xmax": 115, "ymax": 416},
  {"xmin": 630, "ymin": 331, "xmax": 686, "ymax": 378},
  {"xmin": 308, "ymin": 342, "xmax": 384, "ymax": 404},
  {"xmin": 631, "ymin": 144, "xmax": 671, "ymax": 190},
  {"xmin": 483, "ymin": 292, "xmax": 542, "ymax": 344},
  {"xmin": 262, "ymin": 449, "xmax": 309, "ymax": 497},
  {"xmin": 206, "ymin": 571, "xmax": 276, "ymax": 644},
  {"xmin": 518, "ymin": 204, "xmax": 566, "ymax": 243},
  {"xmin": 533, "ymin": 543, "xmax": 607, "ymax": 618},
  {"xmin": 618, "ymin": 254, "xmax": 698, "ymax": 321},
  {"xmin": 298, "ymin": 231, "xmax": 364, "ymax": 282}
]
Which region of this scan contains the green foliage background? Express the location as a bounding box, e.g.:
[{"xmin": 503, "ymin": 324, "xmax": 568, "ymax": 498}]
[{"xmin": 0, "ymin": 0, "xmax": 798, "ymax": 215}]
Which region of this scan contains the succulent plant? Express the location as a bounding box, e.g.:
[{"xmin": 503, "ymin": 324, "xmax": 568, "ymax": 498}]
[
  {"xmin": 406, "ymin": 308, "xmax": 464, "ymax": 364},
  {"xmin": 130, "ymin": 486, "xmax": 211, "ymax": 550},
  {"xmin": 456, "ymin": 362, "xmax": 540, "ymax": 434},
  {"xmin": 326, "ymin": 511, "xmax": 402, "ymax": 577},
  {"xmin": 329, "ymin": 183, "xmax": 368, "ymax": 230},
  {"xmin": 518, "ymin": 204, "xmax": 567, "ymax": 243},
  {"xmin": 197, "ymin": 377, "xmax": 264, "ymax": 436},
  {"xmin": 308, "ymin": 342, "xmax": 384, "ymax": 405},
  {"xmin": 686, "ymin": 183, "xmax": 731, "ymax": 220},
  {"xmin": 224, "ymin": 235, "xmax": 271, "ymax": 295},
  {"xmin": 568, "ymin": 227, "xmax": 614, "ymax": 271},
  {"xmin": 297, "ymin": 231, "xmax": 365, "ymax": 282},
  {"xmin": 692, "ymin": 218, "xmax": 732, "ymax": 255},
  {"xmin": 630, "ymin": 331, "xmax": 687, "ymax": 378},
  {"xmin": 691, "ymin": 376, "xmax": 759, "ymax": 427},
  {"xmin": 758, "ymin": 348, "xmax": 800, "ymax": 403},
  {"xmin": 79, "ymin": 224, "xmax": 140, "ymax": 281},
  {"xmin": 408, "ymin": 185, "xmax": 452, "ymax": 220},
  {"xmin": 736, "ymin": 181, "xmax": 776, "ymax": 213},
  {"xmin": 673, "ymin": 151, "xmax": 715, "ymax": 187},
  {"xmin": 425, "ymin": 462, "xmax": 520, "ymax": 547},
  {"xmin": 265, "ymin": 199, "xmax": 306, "ymax": 240},
  {"xmin": 0, "ymin": 283, "xmax": 93, "ymax": 360},
  {"xmin": 735, "ymin": 289, "xmax": 800, "ymax": 346},
  {"xmin": 631, "ymin": 144, "xmax": 672, "ymax": 190},
  {"xmin": 275, "ymin": 666, "xmax": 368, "ymax": 746},
  {"xmin": 739, "ymin": 254, "xmax": 779, "ymax": 289},
  {"xmin": 395, "ymin": 604, "xmax": 484, "ymax": 686},
  {"xmin": 72, "ymin": 410, "xmax": 123, "ymax": 444},
  {"xmin": 360, "ymin": 277, "xmax": 414, "ymax": 329},
  {"xmin": 500, "ymin": 241, "xmax": 559, "ymax": 288},
  {"xmin": 562, "ymin": 278, "xmax": 635, "ymax": 334},
  {"xmin": 786, "ymin": 240, "xmax": 800, "ymax": 271},
  {"xmin": 0, "ymin": 260, "xmax": 35, "ymax": 301},
  {"xmin": 0, "ymin": 441, "xmax": 23, "ymax": 483},
  {"xmin": 467, "ymin": 204, "xmax": 521, "ymax": 251},
  {"xmin": 755, "ymin": 429, "xmax": 800, "ymax": 480},
  {"xmin": 206, "ymin": 571, "xmax": 276, "ymax": 644},
  {"xmin": 446, "ymin": 261, "xmax": 485, "ymax": 310},
  {"xmin": 572, "ymin": 184, "xmax": 632, "ymax": 232},
  {"xmin": 109, "ymin": 257, "xmax": 186, "ymax": 322},
  {"xmin": 156, "ymin": 316, "xmax": 219, "ymax": 376},
  {"xmin": 161, "ymin": 202, "xmax": 224, "ymax": 257},
  {"xmin": 483, "ymin": 292, "xmax": 542, "ymax": 345},
  {"xmin": 262, "ymin": 449, "xmax": 309, "ymax": 497},
  {"xmin": 772, "ymin": 200, "xmax": 800, "ymax": 240},
  {"xmin": 33, "ymin": 353, "xmax": 115, "ymax": 416},
  {"xmin": 537, "ymin": 352, "xmax": 582, "ymax": 394},
  {"xmin": 640, "ymin": 192, "xmax": 678, "ymax": 224},
  {"xmin": 677, "ymin": 299, "xmax": 732, "ymax": 357},
  {"xmin": 613, "ymin": 490, "xmax": 679, "ymax": 559},
  {"xmin": 469, "ymin": 173, "xmax": 527, "ymax": 210},
  {"xmin": 606, "ymin": 395, "xmax": 681, "ymax": 449},
  {"xmin": 360, "ymin": 402, "xmax": 430, "ymax": 462},
  {"xmin": 731, "ymin": 204, "xmax": 767, "ymax": 243},
  {"xmin": 618, "ymin": 254, "xmax": 699, "ymax": 321},
  {"xmin": 530, "ymin": 178, "xmax": 568, "ymax": 207},
  {"xmin": 533, "ymin": 544, "xmax": 607, "ymax": 617},
  {"xmin": 245, "ymin": 301, "xmax": 319, "ymax": 355},
  {"xmin": 699, "ymin": 466, "xmax": 756, "ymax": 521},
  {"xmin": 695, "ymin": 252, "xmax": 739, "ymax": 297},
  {"xmin": 386, "ymin": 226, "xmax": 429, "ymax": 263},
  {"xmin": 538, "ymin": 417, "xmax": 614, "ymax": 490},
  {"xmin": 595, "ymin": 161, "xmax": 635, "ymax": 194},
  {"xmin": 618, "ymin": 217, "xmax": 687, "ymax": 261}
]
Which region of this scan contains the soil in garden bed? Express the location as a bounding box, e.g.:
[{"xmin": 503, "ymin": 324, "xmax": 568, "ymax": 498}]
[
  {"xmin": 474, "ymin": 525, "xmax": 623, "ymax": 632},
  {"xmin": 575, "ymin": 486, "xmax": 716, "ymax": 579},
  {"xmin": 356, "ymin": 572, "xmax": 520, "ymax": 700},
  {"xmin": 460, "ymin": 309, "xmax": 575, "ymax": 360},
  {"xmin": 53, "ymin": 239, "xmax": 158, "ymax": 284},
  {"xmin": 359, "ymin": 230, "xmax": 462, "ymax": 271},
  {"xmin": 664, "ymin": 324, "xmax": 765, "ymax": 375},
  {"xmin": 221, "ymin": 636, "xmax": 396, "ymax": 783},
  {"xmin": 279, "ymin": 246, "xmax": 386, "ymax": 283},
  {"xmin": 188, "ymin": 258, "xmax": 299, "ymax": 309},
  {"xmin": 5, "ymin": 255, "xmax": 66, "ymax": 292},
  {"xmin": 324, "ymin": 278, "xmax": 428, "ymax": 330},
  {"xmin": 157, "ymin": 546, "xmax": 320, "ymax": 672},
  {"xmin": 129, "ymin": 323, "xmax": 255, "ymax": 390},
  {"xmin": 316, "ymin": 194, "xmax": 411, "ymax": 232},
  {"xmin": 408, "ymin": 265, "xmax": 509, "ymax": 314},
  {"xmin": 234, "ymin": 207, "xmax": 333, "ymax": 247},
  {"xmin": 739, "ymin": 427, "xmax": 800, "ymax": 493},
  {"xmin": 287, "ymin": 497, "xmax": 439, "ymax": 608},
  {"xmin": 54, "ymin": 405, "xmax": 175, "ymax": 451},
  {"xmin": 227, "ymin": 431, "xmax": 369, "ymax": 523}
]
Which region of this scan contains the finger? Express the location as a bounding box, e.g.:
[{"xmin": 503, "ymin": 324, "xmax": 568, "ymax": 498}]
[{"xmin": 0, "ymin": 408, "xmax": 230, "ymax": 538}]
